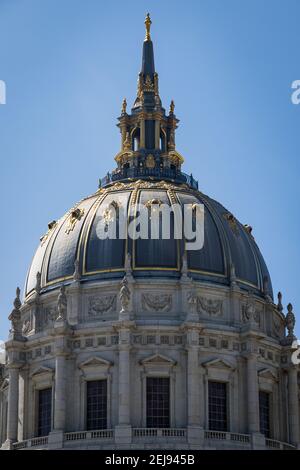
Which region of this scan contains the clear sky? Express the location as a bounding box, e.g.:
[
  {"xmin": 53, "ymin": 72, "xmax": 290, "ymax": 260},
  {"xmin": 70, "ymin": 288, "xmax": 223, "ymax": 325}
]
[{"xmin": 0, "ymin": 0, "xmax": 299, "ymax": 340}]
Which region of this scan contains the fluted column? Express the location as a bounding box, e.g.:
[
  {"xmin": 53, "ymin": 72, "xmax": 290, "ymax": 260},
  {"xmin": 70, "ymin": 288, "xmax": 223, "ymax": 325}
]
[
  {"xmin": 6, "ymin": 366, "xmax": 19, "ymax": 444},
  {"xmin": 288, "ymin": 366, "xmax": 299, "ymax": 445},
  {"xmin": 247, "ymin": 353, "xmax": 260, "ymax": 434},
  {"xmin": 54, "ymin": 353, "xmax": 66, "ymax": 431}
]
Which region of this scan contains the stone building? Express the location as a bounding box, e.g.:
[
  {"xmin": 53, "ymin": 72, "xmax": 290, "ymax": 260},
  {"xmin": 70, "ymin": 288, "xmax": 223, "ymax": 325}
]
[{"xmin": 0, "ymin": 15, "xmax": 299, "ymax": 450}]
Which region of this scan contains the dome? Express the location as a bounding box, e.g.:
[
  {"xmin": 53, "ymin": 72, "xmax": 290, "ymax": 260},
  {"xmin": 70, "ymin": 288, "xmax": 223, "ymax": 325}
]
[{"xmin": 25, "ymin": 179, "xmax": 273, "ymax": 300}]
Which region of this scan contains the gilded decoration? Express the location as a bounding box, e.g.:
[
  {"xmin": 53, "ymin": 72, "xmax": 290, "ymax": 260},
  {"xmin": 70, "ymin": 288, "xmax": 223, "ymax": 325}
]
[
  {"xmin": 40, "ymin": 220, "xmax": 57, "ymax": 246},
  {"xmin": 65, "ymin": 208, "xmax": 85, "ymax": 234}
]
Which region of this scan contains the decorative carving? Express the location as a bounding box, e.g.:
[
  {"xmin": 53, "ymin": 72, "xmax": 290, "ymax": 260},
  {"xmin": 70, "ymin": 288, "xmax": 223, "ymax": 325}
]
[
  {"xmin": 181, "ymin": 251, "xmax": 189, "ymax": 280},
  {"xmin": 8, "ymin": 287, "xmax": 22, "ymax": 339},
  {"xmin": 35, "ymin": 306, "xmax": 57, "ymax": 332},
  {"xmin": 285, "ymin": 303, "xmax": 296, "ymax": 339},
  {"xmin": 197, "ymin": 296, "xmax": 223, "ymax": 316},
  {"xmin": 88, "ymin": 295, "xmax": 116, "ymax": 316},
  {"xmin": 142, "ymin": 293, "xmax": 172, "ymax": 312},
  {"xmin": 273, "ymin": 315, "xmax": 283, "ymax": 339},
  {"xmin": 65, "ymin": 208, "xmax": 84, "ymax": 234},
  {"xmin": 56, "ymin": 285, "xmax": 67, "ymax": 322},
  {"xmin": 40, "ymin": 220, "xmax": 57, "ymax": 246},
  {"xmin": 123, "ymin": 131, "xmax": 131, "ymax": 150},
  {"xmin": 242, "ymin": 299, "xmax": 260, "ymax": 326}
]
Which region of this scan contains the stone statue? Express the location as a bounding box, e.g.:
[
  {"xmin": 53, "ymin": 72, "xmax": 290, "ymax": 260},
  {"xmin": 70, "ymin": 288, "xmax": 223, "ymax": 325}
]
[
  {"xmin": 285, "ymin": 303, "xmax": 296, "ymax": 339},
  {"xmin": 230, "ymin": 262, "xmax": 237, "ymax": 285},
  {"xmin": 8, "ymin": 287, "xmax": 22, "ymax": 339},
  {"xmin": 277, "ymin": 291, "xmax": 283, "ymax": 313},
  {"xmin": 121, "ymin": 98, "xmax": 127, "ymax": 114},
  {"xmin": 73, "ymin": 259, "xmax": 81, "ymax": 281},
  {"xmin": 35, "ymin": 271, "xmax": 41, "ymax": 294},
  {"xmin": 119, "ymin": 276, "xmax": 131, "ymax": 314},
  {"xmin": 56, "ymin": 285, "xmax": 67, "ymax": 321},
  {"xmin": 169, "ymin": 100, "xmax": 175, "ymax": 114}
]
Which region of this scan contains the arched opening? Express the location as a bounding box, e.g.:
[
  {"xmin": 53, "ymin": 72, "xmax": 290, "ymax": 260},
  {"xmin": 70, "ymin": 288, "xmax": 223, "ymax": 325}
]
[
  {"xmin": 132, "ymin": 128, "xmax": 140, "ymax": 152},
  {"xmin": 160, "ymin": 130, "xmax": 166, "ymax": 152}
]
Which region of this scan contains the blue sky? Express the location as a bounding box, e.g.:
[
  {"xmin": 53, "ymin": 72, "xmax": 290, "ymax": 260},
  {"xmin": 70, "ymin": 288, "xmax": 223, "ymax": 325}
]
[{"xmin": 0, "ymin": 0, "xmax": 299, "ymax": 339}]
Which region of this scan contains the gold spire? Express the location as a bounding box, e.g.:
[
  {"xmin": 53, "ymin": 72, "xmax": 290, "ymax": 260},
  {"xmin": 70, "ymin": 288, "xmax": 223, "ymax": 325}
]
[{"xmin": 144, "ymin": 13, "xmax": 152, "ymax": 41}]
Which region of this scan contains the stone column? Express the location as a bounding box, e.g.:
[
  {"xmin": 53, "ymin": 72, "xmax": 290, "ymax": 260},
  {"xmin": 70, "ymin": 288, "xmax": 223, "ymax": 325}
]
[
  {"xmin": 185, "ymin": 326, "xmax": 204, "ymax": 447},
  {"xmin": 48, "ymin": 329, "xmax": 69, "ymax": 450},
  {"xmin": 247, "ymin": 353, "xmax": 260, "ymax": 434},
  {"xmin": 54, "ymin": 354, "xmax": 66, "ymax": 431},
  {"xmin": 114, "ymin": 323, "xmax": 133, "ymax": 445},
  {"xmin": 5, "ymin": 366, "xmax": 19, "ymax": 447},
  {"xmin": 288, "ymin": 366, "xmax": 299, "ymax": 445}
]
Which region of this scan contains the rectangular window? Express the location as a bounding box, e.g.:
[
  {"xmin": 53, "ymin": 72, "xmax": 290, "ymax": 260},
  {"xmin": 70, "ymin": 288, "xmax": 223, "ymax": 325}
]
[
  {"xmin": 86, "ymin": 380, "xmax": 107, "ymax": 430},
  {"xmin": 259, "ymin": 391, "xmax": 270, "ymax": 437},
  {"xmin": 146, "ymin": 377, "xmax": 170, "ymax": 428},
  {"xmin": 208, "ymin": 381, "xmax": 228, "ymax": 431},
  {"xmin": 37, "ymin": 388, "xmax": 52, "ymax": 437}
]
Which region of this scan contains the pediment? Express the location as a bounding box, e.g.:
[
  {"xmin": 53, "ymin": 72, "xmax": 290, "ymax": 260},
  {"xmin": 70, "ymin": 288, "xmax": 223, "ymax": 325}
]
[
  {"xmin": 30, "ymin": 366, "xmax": 54, "ymax": 378},
  {"xmin": 258, "ymin": 368, "xmax": 278, "ymax": 381},
  {"xmin": 202, "ymin": 358, "xmax": 235, "ymax": 370},
  {"xmin": 140, "ymin": 354, "xmax": 176, "ymax": 366},
  {"xmin": 78, "ymin": 356, "xmax": 112, "ymax": 369}
]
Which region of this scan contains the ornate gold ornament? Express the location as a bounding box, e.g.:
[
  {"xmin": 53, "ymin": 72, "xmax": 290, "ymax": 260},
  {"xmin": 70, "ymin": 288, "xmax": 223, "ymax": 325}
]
[
  {"xmin": 40, "ymin": 220, "xmax": 57, "ymax": 246},
  {"xmin": 144, "ymin": 12, "xmax": 152, "ymax": 41},
  {"xmin": 146, "ymin": 154, "xmax": 155, "ymax": 168},
  {"xmin": 145, "ymin": 198, "xmax": 163, "ymax": 208},
  {"xmin": 144, "ymin": 75, "xmax": 154, "ymax": 92},
  {"xmin": 65, "ymin": 208, "xmax": 85, "ymax": 234}
]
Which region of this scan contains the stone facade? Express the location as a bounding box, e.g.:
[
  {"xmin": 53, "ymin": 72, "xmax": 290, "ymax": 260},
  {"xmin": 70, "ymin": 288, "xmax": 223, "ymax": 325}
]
[{"xmin": 0, "ymin": 277, "xmax": 299, "ymax": 450}]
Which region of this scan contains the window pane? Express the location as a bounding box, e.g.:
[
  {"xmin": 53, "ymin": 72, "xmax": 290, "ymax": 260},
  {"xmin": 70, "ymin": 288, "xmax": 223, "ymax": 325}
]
[
  {"xmin": 208, "ymin": 381, "xmax": 227, "ymax": 431},
  {"xmin": 146, "ymin": 377, "xmax": 170, "ymax": 428},
  {"xmin": 259, "ymin": 391, "xmax": 270, "ymax": 437},
  {"xmin": 38, "ymin": 388, "xmax": 52, "ymax": 437},
  {"xmin": 86, "ymin": 380, "xmax": 107, "ymax": 430}
]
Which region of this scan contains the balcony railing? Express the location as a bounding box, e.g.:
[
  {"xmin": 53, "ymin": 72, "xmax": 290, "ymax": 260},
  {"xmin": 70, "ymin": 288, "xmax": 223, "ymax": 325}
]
[
  {"xmin": 11, "ymin": 429, "xmax": 296, "ymax": 450},
  {"xmin": 133, "ymin": 428, "xmax": 186, "ymax": 438},
  {"xmin": 98, "ymin": 168, "xmax": 198, "ymax": 190},
  {"xmin": 64, "ymin": 429, "xmax": 114, "ymax": 441}
]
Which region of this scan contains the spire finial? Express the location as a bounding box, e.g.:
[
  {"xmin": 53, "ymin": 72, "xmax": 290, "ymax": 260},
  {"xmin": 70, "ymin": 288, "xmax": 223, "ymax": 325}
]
[{"xmin": 144, "ymin": 13, "xmax": 152, "ymax": 41}]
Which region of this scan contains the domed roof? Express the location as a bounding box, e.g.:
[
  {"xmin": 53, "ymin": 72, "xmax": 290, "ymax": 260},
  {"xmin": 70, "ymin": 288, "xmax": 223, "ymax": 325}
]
[
  {"xmin": 24, "ymin": 17, "xmax": 273, "ymax": 301},
  {"xmin": 25, "ymin": 179, "xmax": 273, "ymax": 300}
]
